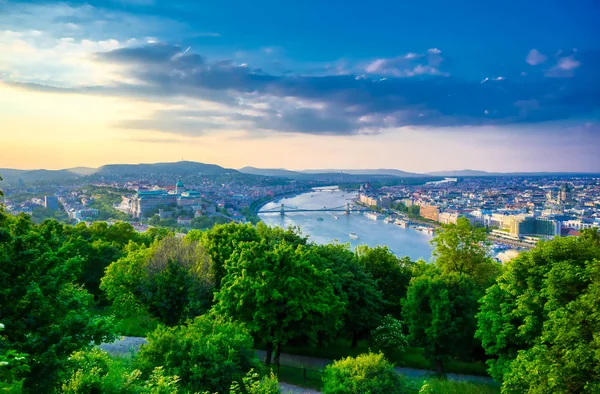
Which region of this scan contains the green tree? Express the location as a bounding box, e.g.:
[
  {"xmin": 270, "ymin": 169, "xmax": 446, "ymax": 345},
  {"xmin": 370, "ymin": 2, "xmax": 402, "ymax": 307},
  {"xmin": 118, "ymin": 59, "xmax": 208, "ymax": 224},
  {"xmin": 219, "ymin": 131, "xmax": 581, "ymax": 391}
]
[
  {"xmin": 316, "ymin": 243, "xmax": 384, "ymax": 348},
  {"xmin": 0, "ymin": 213, "xmax": 116, "ymax": 390},
  {"xmin": 256, "ymin": 222, "xmax": 308, "ymax": 248},
  {"xmin": 192, "ymin": 222, "xmax": 260, "ymax": 289},
  {"xmin": 101, "ymin": 236, "xmax": 214, "ymax": 326},
  {"xmin": 476, "ymin": 232, "xmax": 600, "ymax": 384},
  {"xmin": 213, "ymin": 240, "xmax": 345, "ymax": 365},
  {"xmin": 431, "ymin": 217, "xmax": 500, "ymax": 288},
  {"xmin": 135, "ymin": 315, "xmax": 260, "ymax": 394},
  {"xmin": 501, "ymin": 260, "xmax": 600, "ymax": 393},
  {"xmin": 0, "ymin": 324, "xmax": 30, "ymax": 394},
  {"xmin": 370, "ymin": 315, "xmax": 408, "ymax": 361},
  {"xmin": 356, "ymin": 245, "xmax": 413, "ymax": 318},
  {"xmin": 322, "ymin": 352, "xmax": 406, "ymax": 394},
  {"xmin": 403, "ymin": 273, "xmax": 479, "ymax": 375}
]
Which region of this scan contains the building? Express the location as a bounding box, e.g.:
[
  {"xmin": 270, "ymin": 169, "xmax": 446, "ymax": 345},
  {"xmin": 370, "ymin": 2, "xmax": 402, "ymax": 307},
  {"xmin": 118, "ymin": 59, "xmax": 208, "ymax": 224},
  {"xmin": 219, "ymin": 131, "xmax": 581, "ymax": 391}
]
[
  {"xmin": 175, "ymin": 180, "xmax": 186, "ymax": 194},
  {"xmin": 438, "ymin": 211, "xmax": 459, "ymax": 225},
  {"xmin": 177, "ymin": 191, "xmax": 203, "ymax": 206},
  {"xmin": 558, "ymin": 183, "xmax": 573, "ymax": 204},
  {"xmin": 129, "ymin": 190, "xmax": 177, "ymax": 218},
  {"xmin": 44, "ymin": 195, "xmax": 59, "ymax": 210},
  {"xmin": 379, "ymin": 196, "xmax": 392, "ymax": 209},
  {"xmin": 359, "ymin": 194, "xmax": 379, "ymax": 207},
  {"xmin": 507, "ymin": 215, "xmax": 560, "ymax": 238},
  {"xmin": 177, "ymin": 217, "xmax": 192, "ymax": 226},
  {"xmin": 420, "ymin": 205, "xmax": 439, "ymax": 221}
]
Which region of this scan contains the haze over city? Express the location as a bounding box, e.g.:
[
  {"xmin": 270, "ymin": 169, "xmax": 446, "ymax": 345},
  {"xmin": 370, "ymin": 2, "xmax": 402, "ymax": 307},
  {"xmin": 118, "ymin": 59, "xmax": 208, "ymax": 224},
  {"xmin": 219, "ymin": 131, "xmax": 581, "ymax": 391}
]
[{"xmin": 1, "ymin": 0, "xmax": 599, "ymax": 172}]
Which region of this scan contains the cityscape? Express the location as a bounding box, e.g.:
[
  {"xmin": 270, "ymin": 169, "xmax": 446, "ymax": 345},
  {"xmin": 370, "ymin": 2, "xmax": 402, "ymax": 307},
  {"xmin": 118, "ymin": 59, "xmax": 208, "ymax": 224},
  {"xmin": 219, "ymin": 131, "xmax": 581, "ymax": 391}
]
[
  {"xmin": 1, "ymin": 0, "xmax": 599, "ymax": 392},
  {"xmin": 1, "ymin": 163, "xmax": 599, "ymax": 263}
]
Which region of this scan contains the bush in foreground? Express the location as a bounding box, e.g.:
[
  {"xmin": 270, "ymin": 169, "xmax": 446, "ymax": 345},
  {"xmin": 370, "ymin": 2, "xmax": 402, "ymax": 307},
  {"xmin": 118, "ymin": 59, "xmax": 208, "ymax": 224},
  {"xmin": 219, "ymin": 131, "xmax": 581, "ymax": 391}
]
[
  {"xmin": 134, "ymin": 315, "xmax": 261, "ymax": 393},
  {"xmin": 418, "ymin": 379, "xmax": 499, "ymax": 394},
  {"xmin": 322, "ymin": 352, "xmax": 406, "ymax": 394}
]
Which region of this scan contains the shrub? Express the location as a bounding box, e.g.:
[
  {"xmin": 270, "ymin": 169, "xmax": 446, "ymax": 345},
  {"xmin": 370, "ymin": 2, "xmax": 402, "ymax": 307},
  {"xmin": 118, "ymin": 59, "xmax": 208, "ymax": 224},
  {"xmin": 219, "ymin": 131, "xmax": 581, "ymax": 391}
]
[
  {"xmin": 134, "ymin": 315, "xmax": 261, "ymax": 393},
  {"xmin": 370, "ymin": 315, "xmax": 408, "ymax": 360},
  {"xmin": 418, "ymin": 378, "xmax": 499, "ymax": 394},
  {"xmin": 322, "ymin": 352, "xmax": 406, "ymax": 394},
  {"xmin": 59, "ymin": 348, "xmax": 181, "ymax": 394}
]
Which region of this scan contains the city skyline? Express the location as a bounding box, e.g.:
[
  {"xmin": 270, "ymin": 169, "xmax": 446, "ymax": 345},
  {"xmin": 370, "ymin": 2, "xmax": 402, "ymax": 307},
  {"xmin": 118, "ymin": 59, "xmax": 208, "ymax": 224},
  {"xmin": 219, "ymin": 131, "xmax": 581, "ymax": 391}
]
[{"xmin": 1, "ymin": 0, "xmax": 599, "ymax": 172}]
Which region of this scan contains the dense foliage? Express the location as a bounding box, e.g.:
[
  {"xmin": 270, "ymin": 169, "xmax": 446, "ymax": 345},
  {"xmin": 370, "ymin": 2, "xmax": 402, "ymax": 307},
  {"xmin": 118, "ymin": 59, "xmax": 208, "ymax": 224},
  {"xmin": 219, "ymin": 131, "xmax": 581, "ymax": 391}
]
[
  {"xmin": 135, "ymin": 316, "xmax": 261, "ymax": 393},
  {"xmin": 322, "ymin": 352, "xmax": 406, "ymax": 394},
  {"xmin": 0, "ymin": 212, "xmax": 117, "ymax": 390},
  {"xmin": 1, "ymin": 175, "xmax": 599, "ymax": 393},
  {"xmin": 403, "ymin": 273, "xmax": 480, "ymax": 374},
  {"xmin": 476, "ymin": 230, "xmax": 600, "ymax": 392},
  {"xmin": 101, "ymin": 236, "xmax": 214, "ymax": 325}
]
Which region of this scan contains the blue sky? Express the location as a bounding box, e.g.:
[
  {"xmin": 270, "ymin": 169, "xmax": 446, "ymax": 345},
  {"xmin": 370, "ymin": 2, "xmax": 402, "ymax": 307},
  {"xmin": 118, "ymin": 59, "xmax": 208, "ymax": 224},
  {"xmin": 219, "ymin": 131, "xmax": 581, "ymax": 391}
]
[{"xmin": 0, "ymin": 0, "xmax": 598, "ymax": 171}]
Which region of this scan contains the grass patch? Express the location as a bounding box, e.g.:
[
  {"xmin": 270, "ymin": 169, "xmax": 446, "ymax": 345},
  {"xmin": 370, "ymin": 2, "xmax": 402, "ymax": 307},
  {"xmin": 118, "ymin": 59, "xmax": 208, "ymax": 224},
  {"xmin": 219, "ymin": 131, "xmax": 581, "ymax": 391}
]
[{"xmin": 95, "ymin": 307, "xmax": 159, "ymax": 337}]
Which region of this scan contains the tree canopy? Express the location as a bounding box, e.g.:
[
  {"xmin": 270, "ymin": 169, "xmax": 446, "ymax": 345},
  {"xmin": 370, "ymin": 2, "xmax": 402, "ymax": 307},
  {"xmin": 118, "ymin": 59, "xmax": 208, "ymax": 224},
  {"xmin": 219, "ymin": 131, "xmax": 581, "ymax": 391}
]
[
  {"xmin": 213, "ymin": 239, "xmax": 345, "ymax": 365},
  {"xmin": 0, "ymin": 213, "xmax": 116, "ymax": 390},
  {"xmin": 403, "ymin": 272, "xmax": 480, "ymax": 374},
  {"xmin": 477, "ymin": 230, "xmax": 600, "ymax": 389}
]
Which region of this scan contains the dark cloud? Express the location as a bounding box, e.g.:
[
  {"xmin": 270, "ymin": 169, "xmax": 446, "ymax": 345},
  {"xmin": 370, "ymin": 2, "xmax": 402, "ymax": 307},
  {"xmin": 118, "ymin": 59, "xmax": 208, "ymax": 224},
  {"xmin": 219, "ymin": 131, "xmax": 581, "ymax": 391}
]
[{"xmin": 9, "ymin": 43, "xmax": 600, "ymax": 136}]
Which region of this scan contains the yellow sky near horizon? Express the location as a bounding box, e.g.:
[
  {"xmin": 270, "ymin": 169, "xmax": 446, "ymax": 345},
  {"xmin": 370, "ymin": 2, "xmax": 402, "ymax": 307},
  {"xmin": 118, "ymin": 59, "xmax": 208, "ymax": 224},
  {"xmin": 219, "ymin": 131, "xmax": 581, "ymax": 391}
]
[{"xmin": 1, "ymin": 82, "xmax": 597, "ymax": 173}]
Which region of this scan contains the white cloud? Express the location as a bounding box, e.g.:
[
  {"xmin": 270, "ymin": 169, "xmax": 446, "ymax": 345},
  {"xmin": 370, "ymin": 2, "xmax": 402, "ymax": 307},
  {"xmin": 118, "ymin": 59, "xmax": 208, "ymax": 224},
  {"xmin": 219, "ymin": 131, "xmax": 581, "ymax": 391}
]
[
  {"xmin": 427, "ymin": 48, "xmax": 442, "ymax": 54},
  {"xmin": 526, "ymin": 49, "xmax": 547, "ymax": 65},
  {"xmin": 556, "ymin": 56, "xmax": 580, "ymax": 70},
  {"xmin": 545, "ymin": 55, "xmax": 581, "ymax": 78}
]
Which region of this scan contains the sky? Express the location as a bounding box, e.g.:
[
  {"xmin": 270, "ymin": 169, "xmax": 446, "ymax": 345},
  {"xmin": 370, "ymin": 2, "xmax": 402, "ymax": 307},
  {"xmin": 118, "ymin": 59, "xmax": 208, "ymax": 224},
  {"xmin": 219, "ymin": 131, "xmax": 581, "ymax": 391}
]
[{"xmin": 0, "ymin": 0, "xmax": 599, "ymax": 173}]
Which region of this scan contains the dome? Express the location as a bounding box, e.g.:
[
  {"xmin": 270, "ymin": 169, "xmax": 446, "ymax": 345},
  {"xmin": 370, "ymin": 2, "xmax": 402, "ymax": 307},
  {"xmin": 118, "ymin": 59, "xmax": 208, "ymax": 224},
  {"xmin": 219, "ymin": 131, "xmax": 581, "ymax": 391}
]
[{"xmin": 176, "ymin": 180, "xmax": 184, "ymax": 187}]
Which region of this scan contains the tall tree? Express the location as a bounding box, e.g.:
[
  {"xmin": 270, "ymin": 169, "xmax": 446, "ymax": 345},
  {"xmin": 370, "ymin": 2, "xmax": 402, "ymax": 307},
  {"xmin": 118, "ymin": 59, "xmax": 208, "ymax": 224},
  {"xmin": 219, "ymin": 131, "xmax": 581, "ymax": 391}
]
[
  {"xmin": 316, "ymin": 243, "xmax": 384, "ymax": 347},
  {"xmin": 190, "ymin": 222, "xmax": 260, "ymax": 289},
  {"xmin": 403, "ymin": 273, "xmax": 480, "ymax": 374},
  {"xmin": 431, "ymin": 217, "xmax": 500, "ymax": 287},
  {"xmin": 213, "ymin": 240, "xmax": 345, "ymax": 365},
  {"xmin": 356, "ymin": 245, "xmax": 413, "ymax": 318},
  {"xmin": 101, "ymin": 236, "xmax": 214, "ymax": 325},
  {"xmin": 501, "ymin": 259, "xmax": 600, "ymax": 393},
  {"xmin": 0, "ymin": 213, "xmax": 116, "ymax": 390},
  {"xmin": 476, "ymin": 231, "xmax": 600, "ymax": 383}
]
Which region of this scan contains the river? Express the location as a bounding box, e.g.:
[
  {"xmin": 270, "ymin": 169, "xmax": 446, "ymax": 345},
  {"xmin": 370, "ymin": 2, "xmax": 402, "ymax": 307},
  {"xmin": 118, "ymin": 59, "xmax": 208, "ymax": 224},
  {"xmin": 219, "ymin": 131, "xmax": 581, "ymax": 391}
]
[{"xmin": 259, "ymin": 187, "xmax": 433, "ymax": 261}]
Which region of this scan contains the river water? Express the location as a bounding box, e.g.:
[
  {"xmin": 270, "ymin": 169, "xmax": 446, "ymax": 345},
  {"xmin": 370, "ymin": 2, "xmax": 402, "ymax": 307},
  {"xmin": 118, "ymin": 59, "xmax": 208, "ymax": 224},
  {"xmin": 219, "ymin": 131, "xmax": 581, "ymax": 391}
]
[{"xmin": 259, "ymin": 188, "xmax": 433, "ymax": 261}]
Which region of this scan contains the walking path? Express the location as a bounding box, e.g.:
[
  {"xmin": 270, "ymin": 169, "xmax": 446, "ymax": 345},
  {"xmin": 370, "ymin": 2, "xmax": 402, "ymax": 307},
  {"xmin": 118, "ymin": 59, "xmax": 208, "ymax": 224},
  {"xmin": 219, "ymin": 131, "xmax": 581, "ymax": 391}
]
[
  {"xmin": 100, "ymin": 337, "xmax": 496, "ymax": 387},
  {"xmin": 254, "ymin": 349, "xmax": 495, "ymax": 385}
]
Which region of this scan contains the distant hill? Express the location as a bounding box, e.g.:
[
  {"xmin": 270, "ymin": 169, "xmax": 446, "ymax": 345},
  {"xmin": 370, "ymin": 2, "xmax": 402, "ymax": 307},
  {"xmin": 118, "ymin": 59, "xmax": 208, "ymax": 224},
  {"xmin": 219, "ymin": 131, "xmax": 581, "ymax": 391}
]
[
  {"xmin": 301, "ymin": 169, "xmax": 424, "ymax": 177},
  {"xmin": 238, "ymin": 167, "xmax": 304, "ymax": 178},
  {"xmin": 238, "ymin": 166, "xmax": 423, "ymax": 181},
  {"xmin": 66, "ymin": 167, "xmax": 98, "ymax": 176},
  {"xmin": 0, "ymin": 161, "xmax": 237, "ymax": 185},
  {"xmin": 96, "ymin": 161, "xmax": 237, "ymax": 176},
  {"xmin": 426, "ymin": 169, "xmax": 491, "ymax": 177},
  {"xmin": 425, "ymin": 169, "xmax": 600, "ymax": 177},
  {"xmin": 0, "ymin": 168, "xmax": 80, "ymax": 184}
]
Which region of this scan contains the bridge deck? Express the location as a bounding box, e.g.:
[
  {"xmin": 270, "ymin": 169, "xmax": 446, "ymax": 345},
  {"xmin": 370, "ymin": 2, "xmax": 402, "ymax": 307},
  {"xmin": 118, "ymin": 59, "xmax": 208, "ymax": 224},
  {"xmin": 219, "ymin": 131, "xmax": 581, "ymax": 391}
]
[{"xmin": 258, "ymin": 208, "xmax": 368, "ymax": 213}]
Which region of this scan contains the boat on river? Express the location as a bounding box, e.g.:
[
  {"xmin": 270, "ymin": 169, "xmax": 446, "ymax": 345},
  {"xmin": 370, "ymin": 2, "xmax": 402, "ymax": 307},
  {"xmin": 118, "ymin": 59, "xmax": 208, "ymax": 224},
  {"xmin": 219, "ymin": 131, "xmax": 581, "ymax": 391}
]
[
  {"xmin": 333, "ymin": 215, "xmax": 339, "ymax": 219},
  {"xmin": 349, "ymin": 232, "xmax": 359, "ymax": 240},
  {"xmin": 317, "ymin": 217, "xmax": 324, "ymax": 221}
]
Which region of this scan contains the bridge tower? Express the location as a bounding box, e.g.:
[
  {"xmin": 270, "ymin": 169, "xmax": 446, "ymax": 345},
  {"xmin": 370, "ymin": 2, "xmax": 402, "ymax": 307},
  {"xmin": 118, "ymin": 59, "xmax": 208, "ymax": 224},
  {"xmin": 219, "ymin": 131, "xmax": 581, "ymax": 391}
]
[
  {"xmin": 345, "ymin": 202, "xmax": 350, "ymax": 214},
  {"xmin": 280, "ymin": 204, "xmax": 285, "ymax": 216}
]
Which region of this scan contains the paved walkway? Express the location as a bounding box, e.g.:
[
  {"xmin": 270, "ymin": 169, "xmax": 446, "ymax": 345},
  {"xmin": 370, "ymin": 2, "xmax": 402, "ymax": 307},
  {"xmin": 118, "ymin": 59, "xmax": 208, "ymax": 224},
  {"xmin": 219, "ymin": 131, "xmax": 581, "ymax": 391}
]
[
  {"xmin": 279, "ymin": 382, "xmax": 321, "ymax": 394},
  {"xmin": 100, "ymin": 337, "xmax": 495, "ymax": 386},
  {"xmin": 254, "ymin": 349, "xmax": 495, "ymax": 385}
]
